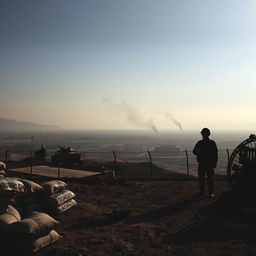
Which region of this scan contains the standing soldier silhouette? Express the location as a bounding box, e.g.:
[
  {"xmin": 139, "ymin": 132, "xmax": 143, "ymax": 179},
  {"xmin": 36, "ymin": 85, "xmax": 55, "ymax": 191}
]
[{"xmin": 193, "ymin": 128, "xmax": 218, "ymax": 198}]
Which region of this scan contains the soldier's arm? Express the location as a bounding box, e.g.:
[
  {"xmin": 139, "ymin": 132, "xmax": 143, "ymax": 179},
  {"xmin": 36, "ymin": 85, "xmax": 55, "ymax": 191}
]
[
  {"xmin": 213, "ymin": 141, "xmax": 218, "ymax": 163},
  {"xmin": 193, "ymin": 142, "xmax": 199, "ymax": 155}
]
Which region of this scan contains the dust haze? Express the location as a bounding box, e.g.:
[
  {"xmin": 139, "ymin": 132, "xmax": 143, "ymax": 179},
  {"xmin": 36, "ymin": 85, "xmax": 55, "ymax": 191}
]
[
  {"xmin": 165, "ymin": 110, "xmax": 184, "ymax": 132},
  {"xmin": 102, "ymin": 97, "xmax": 158, "ymax": 134}
]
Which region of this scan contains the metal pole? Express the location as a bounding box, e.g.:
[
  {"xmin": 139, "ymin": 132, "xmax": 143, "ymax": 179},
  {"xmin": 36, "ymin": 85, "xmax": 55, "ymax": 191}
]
[
  {"xmin": 5, "ymin": 149, "xmax": 9, "ymax": 171},
  {"xmin": 147, "ymin": 150, "xmax": 153, "ymax": 179},
  {"xmin": 30, "ymin": 136, "xmax": 34, "ymax": 175},
  {"xmin": 112, "ymin": 151, "xmax": 117, "ymax": 173},
  {"xmin": 185, "ymin": 150, "xmax": 189, "ymax": 177},
  {"xmin": 226, "ymin": 148, "xmax": 230, "ymax": 162},
  {"xmin": 58, "ymin": 166, "xmax": 60, "ymax": 179},
  {"xmin": 29, "ymin": 151, "xmax": 33, "ymax": 175}
]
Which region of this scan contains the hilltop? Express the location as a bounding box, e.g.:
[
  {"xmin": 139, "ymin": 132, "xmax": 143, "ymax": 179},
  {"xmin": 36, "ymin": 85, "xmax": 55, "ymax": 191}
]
[{"xmin": 2, "ymin": 169, "xmax": 256, "ymax": 256}]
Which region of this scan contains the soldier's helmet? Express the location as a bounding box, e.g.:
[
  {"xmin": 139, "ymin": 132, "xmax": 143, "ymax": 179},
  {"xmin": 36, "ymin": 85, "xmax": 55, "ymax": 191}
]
[{"xmin": 201, "ymin": 128, "xmax": 211, "ymax": 136}]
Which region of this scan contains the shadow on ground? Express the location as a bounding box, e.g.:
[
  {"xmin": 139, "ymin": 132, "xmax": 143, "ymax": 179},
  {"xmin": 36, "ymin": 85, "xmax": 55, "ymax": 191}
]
[
  {"xmin": 66, "ymin": 195, "xmax": 207, "ymax": 232},
  {"xmin": 162, "ymin": 191, "xmax": 256, "ymax": 245},
  {"xmin": 125, "ymin": 195, "xmax": 204, "ymax": 224},
  {"xmin": 66, "ymin": 210, "xmax": 131, "ymax": 230}
]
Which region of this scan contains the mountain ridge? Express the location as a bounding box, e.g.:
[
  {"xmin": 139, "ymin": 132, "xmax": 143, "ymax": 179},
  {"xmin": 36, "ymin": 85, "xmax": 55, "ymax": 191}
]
[{"xmin": 0, "ymin": 117, "xmax": 58, "ymax": 132}]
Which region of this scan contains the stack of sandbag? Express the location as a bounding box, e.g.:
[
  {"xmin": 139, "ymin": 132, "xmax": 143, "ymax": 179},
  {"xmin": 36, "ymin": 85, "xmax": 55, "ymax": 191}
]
[
  {"xmin": 14, "ymin": 179, "xmax": 44, "ymax": 217},
  {"xmin": 0, "ymin": 177, "xmax": 44, "ymax": 217},
  {"xmin": 0, "ymin": 177, "xmax": 25, "ymax": 240},
  {"xmin": 6, "ymin": 211, "xmax": 61, "ymax": 253},
  {"xmin": 41, "ymin": 180, "xmax": 77, "ymax": 214},
  {"xmin": 0, "ymin": 178, "xmax": 65, "ymax": 253}
]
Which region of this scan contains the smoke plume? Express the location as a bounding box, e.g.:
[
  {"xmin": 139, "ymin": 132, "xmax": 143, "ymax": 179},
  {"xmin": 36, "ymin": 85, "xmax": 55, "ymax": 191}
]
[
  {"xmin": 165, "ymin": 110, "xmax": 183, "ymax": 132},
  {"xmin": 103, "ymin": 97, "xmax": 158, "ymax": 134}
]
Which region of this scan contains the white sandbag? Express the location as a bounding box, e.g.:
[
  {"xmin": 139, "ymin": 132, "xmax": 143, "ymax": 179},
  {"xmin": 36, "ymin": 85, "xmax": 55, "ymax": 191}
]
[
  {"xmin": 41, "ymin": 180, "xmax": 67, "ymax": 195},
  {"xmin": 0, "ymin": 177, "xmax": 26, "ymax": 193},
  {"xmin": 7, "ymin": 211, "xmax": 59, "ymax": 239},
  {"xmin": 12, "ymin": 229, "xmax": 61, "ymax": 253},
  {"xmin": 0, "ymin": 170, "xmax": 6, "ymax": 177},
  {"xmin": 32, "ymin": 229, "xmax": 61, "ymax": 252},
  {"xmin": 0, "ymin": 205, "xmax": 21, "ymax": 231},
  {"xmin": 17, "ymin": 179, "xmax": 43, "ymax": 193},
  {"xmin": 44, "ymin": 190, "xmax": 75, "ymax": 208},
  {"xmin": 54, "ymin": 199, "xmax": 77, "ymax": 214}
]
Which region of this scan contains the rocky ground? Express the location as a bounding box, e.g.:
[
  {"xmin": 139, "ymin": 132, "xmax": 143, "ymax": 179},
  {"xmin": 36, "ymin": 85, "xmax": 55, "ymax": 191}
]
[{"xmin": 3, "ymin": 170, "xmax": 256, "ymax": 256}]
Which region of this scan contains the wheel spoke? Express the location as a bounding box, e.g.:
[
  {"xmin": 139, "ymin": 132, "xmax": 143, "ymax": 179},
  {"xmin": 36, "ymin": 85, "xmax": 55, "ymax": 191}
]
[{"xmin": 227, "ymin": 134, "xmax": 256, "ymax": 190}]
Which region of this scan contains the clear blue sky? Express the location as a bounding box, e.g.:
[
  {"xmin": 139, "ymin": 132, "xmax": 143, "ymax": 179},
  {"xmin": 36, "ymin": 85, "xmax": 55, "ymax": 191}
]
[{"xmin": 1, "ymin": 0, "xmax": 256, "ymax": 131}]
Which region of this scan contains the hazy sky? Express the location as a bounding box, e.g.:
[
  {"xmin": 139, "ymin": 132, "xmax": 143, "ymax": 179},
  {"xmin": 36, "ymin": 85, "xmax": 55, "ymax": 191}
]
[{"xmin": 1, "ymin": 0, "xmax": 256, "ymax": 131}]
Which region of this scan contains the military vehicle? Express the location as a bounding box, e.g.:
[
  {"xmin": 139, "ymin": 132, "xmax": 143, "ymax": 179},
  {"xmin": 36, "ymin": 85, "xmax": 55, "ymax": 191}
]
[{"xmin": 51, "ymin": 146, "xmax": 82, "ymax": 166}]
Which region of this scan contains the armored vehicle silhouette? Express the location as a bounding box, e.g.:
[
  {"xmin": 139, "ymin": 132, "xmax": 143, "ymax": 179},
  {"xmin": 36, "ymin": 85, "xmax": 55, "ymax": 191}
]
[{"xmin": 51, "ymin": 146, "xmax": 82, "ymax": 166}]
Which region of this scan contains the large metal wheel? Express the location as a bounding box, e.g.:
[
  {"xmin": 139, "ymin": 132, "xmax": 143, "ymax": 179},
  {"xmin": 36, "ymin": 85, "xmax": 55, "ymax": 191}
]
[{"xmin": 227, "ymin": 134, "xmax": 256, "ymax": 192}]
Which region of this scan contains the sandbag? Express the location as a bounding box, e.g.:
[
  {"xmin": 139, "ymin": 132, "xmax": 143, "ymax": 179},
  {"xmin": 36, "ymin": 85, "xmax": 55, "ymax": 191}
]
[
  {"xmin": 44, "ymin": 190, "xmax": 75, "ymax": 208},
  {"xmin": 15, "ymin": 192, "xmax": 41, "ymax": 206},
  {"xmin": 32, "ymin": 229, "xmax": 61, "ymax": 252},
  {"xmin": 0, "ymin": 178, "xmax": 26, "ymax": 193},
  {"xmin": 41, "ymin": 180, "xmax": 67, "ymax": 195},
  {"xmin": 0, "ymin": 204, "xmax": 21, "ymax": 219},
  {"xmin": 54, "ymin": 199, "xmax": 77, "ymax": 214},
  {"xmin": 0, "ymin": 162, "xmax": 6, "ymax": 171},
  {"xmin": 7, "ymin": 211, "xmax": 60, "ymax": 239},
  {"xmin": 0, "ymin": 205, "xmax": 21, "ymax": 231},
  {"xmin": 0, "ymin": 170, "xmax": 5, "ymax": 177},
  {"xmin": 22, "ymin": 203, "xmax": 42, "ymax": 216},
  {"xmin": 0, "ymin": 190, "xmax": 16, "ymax": 206},
  {"xmin": 17, "ymin": 179, "xmax": 43, "ymax": 193},
  {"xmin": 14, "ymin": 205, "xmax": 24, "ymax": 217},
  {"xmin": 13, "ymin": 202, "xmax": 41, "ymax": 218},
  {"xmin": 12, "ymin": 229, "xmax": 61, "ymax": 253}
]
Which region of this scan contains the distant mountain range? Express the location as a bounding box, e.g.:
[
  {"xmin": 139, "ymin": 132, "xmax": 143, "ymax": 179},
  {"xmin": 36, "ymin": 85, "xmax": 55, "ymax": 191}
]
[{"xmin": 0, "ymin": 118, "xmax": 59, "ymax": 132}]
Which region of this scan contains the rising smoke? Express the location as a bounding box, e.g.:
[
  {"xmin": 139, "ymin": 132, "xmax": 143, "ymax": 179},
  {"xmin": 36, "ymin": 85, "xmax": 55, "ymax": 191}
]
[
  {"xmin": 165, "ymin": 110, "xmax": 183, "ymax": 132},
  {"xmin": 102, "ymin": 97, "xmax": 158, "ymax": 134}
]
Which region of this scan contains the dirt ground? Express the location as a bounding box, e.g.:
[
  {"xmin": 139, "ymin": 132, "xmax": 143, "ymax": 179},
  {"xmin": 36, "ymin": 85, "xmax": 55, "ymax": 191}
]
[{"xmin": 3, "ymin": 171, "xmax": 256, "ymax": 256}]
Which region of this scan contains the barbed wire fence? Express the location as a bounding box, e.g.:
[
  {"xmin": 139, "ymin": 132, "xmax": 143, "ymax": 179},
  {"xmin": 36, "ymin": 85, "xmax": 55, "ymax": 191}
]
[
  {"xmin": 0, "ymin": 148, "xmax": 232, "ymax": 179},
  {"xmin": 110, "ymin": 149, "xmax": 230, "ymax": 179}
]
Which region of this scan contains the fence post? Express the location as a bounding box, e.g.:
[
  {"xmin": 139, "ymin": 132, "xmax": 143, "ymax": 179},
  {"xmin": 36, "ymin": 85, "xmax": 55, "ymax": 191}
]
[
  {"xmin": 147, "ymin": 151, "xmax": 153, "ymax": 179},
  {"xmin": 29, "ymin": 151, "xmax": 33, "ymax": 175},
  {"xmin": 30, "ymin": 135, "xmax": 33, "ymax": 175},
  {"xmin": 112, "ymin": 151, "xmax": 117, "ymax": 173},
  {"xmin": 185, "ymin": 150, "xmax": 189, "ymax": 177},
  {"xmin": 5, "ymin": 149, "xmax": 9, "ymax": 171},
  {"xmin": 58, "ymin": 166, "xmax": 60, "ymax": 179},
  {"xmin": 226, "ymin": 148, "xmax": 230, "ymax": 162}
]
